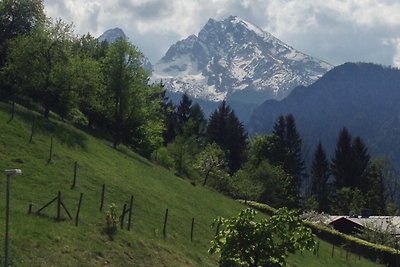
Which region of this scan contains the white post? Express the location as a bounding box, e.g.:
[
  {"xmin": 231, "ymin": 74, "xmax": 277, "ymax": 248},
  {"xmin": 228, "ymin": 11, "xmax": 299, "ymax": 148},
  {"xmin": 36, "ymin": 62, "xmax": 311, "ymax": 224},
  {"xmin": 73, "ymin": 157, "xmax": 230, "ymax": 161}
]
[{"xmin": 3, "ymin": 169, "xmax": 22, "ymax": 267}]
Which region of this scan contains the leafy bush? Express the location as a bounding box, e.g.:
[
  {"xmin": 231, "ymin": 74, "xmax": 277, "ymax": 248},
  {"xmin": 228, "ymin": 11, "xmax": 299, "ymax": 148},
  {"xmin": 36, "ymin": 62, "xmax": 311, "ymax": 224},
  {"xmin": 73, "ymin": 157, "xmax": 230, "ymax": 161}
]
[
  {"xmin": 151, "ymin": 146, "xmax": 175, "ymax": 170},
  {"xmin": 105, "ymin": 203, "xmax": 119, "ymax": 238},
  {"xmin": 209, "ymin": 208, "xmax": 317, "ymax": 267}
]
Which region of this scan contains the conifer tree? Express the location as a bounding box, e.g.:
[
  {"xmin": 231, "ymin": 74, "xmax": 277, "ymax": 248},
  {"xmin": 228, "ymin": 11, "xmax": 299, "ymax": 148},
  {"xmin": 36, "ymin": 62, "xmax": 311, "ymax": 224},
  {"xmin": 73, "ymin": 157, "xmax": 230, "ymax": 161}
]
[
  {"xmin": 271, "ymin": 115, "xmax": 287, "ymax": 165},
  {"xmin": 188, "ymin": 103, "xmax": 207, "ymax": 138},
  {"xmin": 351, "ymin": 136, "xmax": 370, "ymax": 190},
  {"xmin": 176, "ymin": 93, "xmax": 192, "ymax": 132},
  {"xmin": 331, "ymin": 127, "xmax": 353, "ymax": 188},
  {"xmin": 269, "ymin": 114, "xmax": 305, "ymax": 207},
  {"xmin": 284, "ymin": 114, "xmax": 305, "ymax": 181},
  {"xmin": 365, "ymin": 159, "xmax": 387, "ymax": 215},
  {"xmin": 207, "ymin": 101, "xmax": 247, "ymax": 173},
  {"xmin": 162, "ymin": 99, "xmax": 178, "ymax": 145},
  {"xmin": 310, "ymin": 142, "xmax": 330, "ymax": 211}
]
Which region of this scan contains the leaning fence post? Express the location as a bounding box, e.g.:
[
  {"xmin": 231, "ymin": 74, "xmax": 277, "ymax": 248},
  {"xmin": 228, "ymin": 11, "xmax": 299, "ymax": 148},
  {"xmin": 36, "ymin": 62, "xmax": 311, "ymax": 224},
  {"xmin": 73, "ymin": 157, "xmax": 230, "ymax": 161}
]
[
  {"xmin": 28, "ymin": 202, "xmax": 33, "ymax": 214},
  {"xmin": 57, "ymin": 191, "xmax": 61, "ymax": 221},
  {"xmin": 100, "ymin": 184, "xmax": 105, "ymax": 211},
  {"xmin": 127, "ymin": 195, "xmax": 134, "ymax": 231},
  {"xmin": 75, "ymin": 193, "xmax": 83, "ymax": 226},
  {"xmin": 71, "ymin": 161, "xmax": 78, "ymax": 189},
  {"xmin": 190, "ymin": 217, "xmax": 195, "ymax": 242},
  {"xmin": 163, "ymin": 208, "xmax": 169, "ymax": 239},
  {"xmin": 9, "ymin": 101, "xmax": 15, "ymax": 122},
  {"xmin": 48, "ymin": 137, "xmax": 53, "ymax": 163},
  {"xmin": 331, "ymin": 244, "xmax": 335, "ymax": 258}
]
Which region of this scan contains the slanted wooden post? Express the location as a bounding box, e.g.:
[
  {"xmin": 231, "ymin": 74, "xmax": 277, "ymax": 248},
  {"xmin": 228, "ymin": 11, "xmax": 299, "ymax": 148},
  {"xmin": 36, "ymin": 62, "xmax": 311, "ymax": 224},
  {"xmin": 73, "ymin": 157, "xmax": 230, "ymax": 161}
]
[
  {"xmin": 56, "ymin": 191, "xmax": 61, "ymax": 221},
  {"xmin": 163, "ymin": 208, "xmax": 169, "ymax": 239},
  {"xmin": 48, "ymin": 137, "xmax": 53, "ymax": 163},
  {"xmin": 100, "ymin": 184, "xmax": 105, "ymax": 211},
  {"xmin": 127, "ymin": 195, "xmax": 133, "ymax": 231},
  {"xmin": 75, "ymin": 193, "xmax": 83, "ymax": 226},
  {"xmin": 28, "ymin": 203, "xmax": 33, "ymax": 214},
  {"xmin": 71, "ymin": 161, "xmax": 78, "ymax": 189},
  {"xmin": 9, "ymin": 101, "xmax": 15, "ymax": 122},
  {"xmin": 190, "ymin": 217, "xmax": 195, "ymax": 242}
]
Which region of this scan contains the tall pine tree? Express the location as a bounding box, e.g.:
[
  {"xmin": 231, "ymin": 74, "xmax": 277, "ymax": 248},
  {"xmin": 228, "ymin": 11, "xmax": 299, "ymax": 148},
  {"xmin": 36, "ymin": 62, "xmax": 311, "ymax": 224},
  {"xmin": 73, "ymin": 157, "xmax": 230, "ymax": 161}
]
[
  {"xmin": 176, "ymin": 93, "xmax": 192, "ymax": 133},
  {"xmin": 351, "ymin": 136, "xmax": 370, "ymax": 190},
  {"xmin": 207, "ymin": 101, "xmax": 247, "ymax": 173},
  {"xmin": 331, "ymin": 127, "xmax": 353, "ymax": 188},
  {"xmin": 310, "ymin": 142, "xmax": 330, "ymax": 212}
]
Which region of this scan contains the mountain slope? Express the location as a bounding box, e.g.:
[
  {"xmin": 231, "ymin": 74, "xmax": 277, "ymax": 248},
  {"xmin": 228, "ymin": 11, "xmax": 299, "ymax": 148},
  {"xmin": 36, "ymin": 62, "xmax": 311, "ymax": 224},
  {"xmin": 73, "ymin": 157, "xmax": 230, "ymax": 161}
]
[
  {"xmin": 0, "ymin": 101, "xmax": 383, "ymax": 266},
  {"xmin": 248, "ymin": 62, "xmax": 400, "ymax": 167},
  {"xmin": 153, "ymin": 16, "xmax": 332, "ymax": 105}
]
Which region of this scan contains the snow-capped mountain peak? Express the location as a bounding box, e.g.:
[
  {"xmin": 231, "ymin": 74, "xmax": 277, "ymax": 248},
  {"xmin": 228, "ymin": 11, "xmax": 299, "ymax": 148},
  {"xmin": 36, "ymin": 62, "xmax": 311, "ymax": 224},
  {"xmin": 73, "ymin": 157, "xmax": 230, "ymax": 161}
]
[{"xmin": 153, "ymin": 16, "xmax": 332, "ymax": 104}]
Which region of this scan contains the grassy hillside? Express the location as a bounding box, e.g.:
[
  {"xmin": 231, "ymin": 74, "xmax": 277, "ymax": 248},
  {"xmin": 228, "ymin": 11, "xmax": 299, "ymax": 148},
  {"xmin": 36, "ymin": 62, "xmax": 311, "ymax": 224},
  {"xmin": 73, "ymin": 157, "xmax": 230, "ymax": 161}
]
[{"xmin": 0, "ymin": 101, "xmax": 383, "ymax": 266}]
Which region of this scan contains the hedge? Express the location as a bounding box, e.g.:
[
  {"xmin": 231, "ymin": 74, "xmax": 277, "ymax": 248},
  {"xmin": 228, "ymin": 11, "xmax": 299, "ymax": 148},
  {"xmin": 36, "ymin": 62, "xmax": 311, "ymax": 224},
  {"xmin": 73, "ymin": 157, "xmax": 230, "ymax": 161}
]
[{"xmin": 239, "ymin": 200, "xmax": 400, "ymax": 267}]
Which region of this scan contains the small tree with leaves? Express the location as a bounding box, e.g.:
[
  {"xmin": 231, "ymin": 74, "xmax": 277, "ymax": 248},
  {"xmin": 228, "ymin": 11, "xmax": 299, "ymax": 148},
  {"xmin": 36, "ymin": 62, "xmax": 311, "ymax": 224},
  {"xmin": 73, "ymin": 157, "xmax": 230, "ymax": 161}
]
[
  {"xmin": 209, "ymin": 208, "xmax": 316, "ymax": 267},
  {"xmin": 194, "ymin": 143, "xmax": 227, "ymax": 186}
]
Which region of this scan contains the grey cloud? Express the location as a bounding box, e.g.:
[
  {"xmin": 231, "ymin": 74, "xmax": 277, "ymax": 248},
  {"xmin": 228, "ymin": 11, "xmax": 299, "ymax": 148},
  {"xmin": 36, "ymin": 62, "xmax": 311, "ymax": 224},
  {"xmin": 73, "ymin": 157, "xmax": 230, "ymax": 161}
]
[
  {"xmin": 126, "ymin": 28, "xmax": 180, "ymax": 63},
  {"xmin": 115, "ymin": 0, "xmax": 172, "ymax": 20},
  {"xmin": 44, "ymin": 0, "xmax": 400, "ymax": 67},
  {"xmin": 85, "ymin": 4, "xmax": 101, "ymax": 33},
  {"xmin": 134, "ymin": 0, "xmax": 172, "ymax": 20}
]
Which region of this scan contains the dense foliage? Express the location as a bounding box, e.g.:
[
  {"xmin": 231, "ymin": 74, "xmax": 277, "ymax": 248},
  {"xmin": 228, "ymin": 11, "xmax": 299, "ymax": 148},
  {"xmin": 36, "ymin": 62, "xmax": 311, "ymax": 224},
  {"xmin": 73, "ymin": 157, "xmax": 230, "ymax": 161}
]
[{"xmin": 209, "ymin": 208, "xmax": 316, "ymax": 267}]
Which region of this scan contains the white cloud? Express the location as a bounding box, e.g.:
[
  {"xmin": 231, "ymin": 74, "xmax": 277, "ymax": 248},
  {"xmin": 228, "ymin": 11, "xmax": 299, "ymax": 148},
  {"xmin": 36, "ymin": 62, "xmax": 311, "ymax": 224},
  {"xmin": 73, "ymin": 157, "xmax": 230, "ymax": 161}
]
[{"xmin": 44, "ymin": 0, "xmax": 400, "ymax": 66}]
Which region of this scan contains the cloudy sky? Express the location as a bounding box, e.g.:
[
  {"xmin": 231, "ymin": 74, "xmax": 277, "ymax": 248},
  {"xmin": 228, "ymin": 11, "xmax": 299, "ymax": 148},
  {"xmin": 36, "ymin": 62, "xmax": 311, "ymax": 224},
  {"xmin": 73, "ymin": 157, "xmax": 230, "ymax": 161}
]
[{"xmin": 44, "ymin": 0, "xmax": 400, "ymax": 67}]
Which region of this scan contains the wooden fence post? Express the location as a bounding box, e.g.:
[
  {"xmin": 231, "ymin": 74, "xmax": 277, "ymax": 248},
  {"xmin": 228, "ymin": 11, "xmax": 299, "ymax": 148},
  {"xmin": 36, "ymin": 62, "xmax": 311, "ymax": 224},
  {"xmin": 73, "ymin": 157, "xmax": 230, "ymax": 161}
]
[
  {"xmin": 100, "ymin": 184, "xmax": 105, "ymax": 211},
  {"xmin": 28, "ymin": 203, "xmax": 33, "ymax": 214},
  {"xmin": 163, "ymin": 208, "xmax": 169, "ymax": 239},
  {"xmin": 127, "ymin": 195, "xmax": 133, "ymax": 231},
  {"xmin": 331, "ymin": 244, "xmax": 335, "ymax": 258},
  {"xmin": 57, "ymin": 191, "xmax": 61, "ymax": 221},
  {"xmin": 48, "ymin": 137, "xmax": 53, "ymax": 163},
  {"xmin": 190, "ymin": 217, "xmax": 195, "ymax": 242},
  {"xmin": 75, "ymin": 193, "xmax": 83, "ymax": 226},
  {"xmin": 8, "ymin": 101, "xmax": 15, "ymax": 122},
  {"xmin": 71, "ymin": 161, "xmax": 78, "ymax": 189}
]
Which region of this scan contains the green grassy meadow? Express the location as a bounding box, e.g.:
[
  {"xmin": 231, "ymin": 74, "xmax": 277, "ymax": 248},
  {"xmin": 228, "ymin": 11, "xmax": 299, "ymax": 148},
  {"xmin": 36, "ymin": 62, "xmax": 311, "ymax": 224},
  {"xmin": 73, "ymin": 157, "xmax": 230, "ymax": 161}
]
[{"xmin": 0, "ymin": 102, "xmax": 383, "ymax": 266}]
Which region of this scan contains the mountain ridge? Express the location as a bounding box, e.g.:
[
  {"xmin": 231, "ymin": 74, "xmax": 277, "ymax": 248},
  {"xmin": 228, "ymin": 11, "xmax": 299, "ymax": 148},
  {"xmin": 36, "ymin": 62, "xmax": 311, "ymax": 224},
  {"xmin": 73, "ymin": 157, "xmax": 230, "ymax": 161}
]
[
  {"xmin": 152, "ymin": 16, "xmax": 333, "ymax": 104},
  {"xmin": 248, "ymin": 62, "xmax": 400, "ymax": 168}
]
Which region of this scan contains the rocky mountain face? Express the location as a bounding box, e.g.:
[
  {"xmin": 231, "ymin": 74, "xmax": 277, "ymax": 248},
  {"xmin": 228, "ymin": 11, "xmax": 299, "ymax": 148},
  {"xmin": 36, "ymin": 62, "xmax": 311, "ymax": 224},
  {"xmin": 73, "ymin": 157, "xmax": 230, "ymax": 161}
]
[
  {"xmin": 98, "ymin": 28, "xmax": 127, "ymax": 43},
  {"xmin": 248, "ymin": 63, "xmax": 400, "ymax": 168},
  {"xmin": 152, "ymin": 16, "xmax": 332, "ymax": 118},
  {"xmin": 98, "ymin": 28, "xmax": 153, "ymax": 72}
]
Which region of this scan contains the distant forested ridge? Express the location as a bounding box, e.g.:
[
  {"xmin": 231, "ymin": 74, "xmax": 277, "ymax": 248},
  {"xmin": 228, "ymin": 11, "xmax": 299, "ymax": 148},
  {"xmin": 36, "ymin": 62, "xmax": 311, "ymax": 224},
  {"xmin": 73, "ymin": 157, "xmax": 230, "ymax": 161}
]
[{"xmin": 249, "ymin": 63, "xmax": 400, "ymax": 168}]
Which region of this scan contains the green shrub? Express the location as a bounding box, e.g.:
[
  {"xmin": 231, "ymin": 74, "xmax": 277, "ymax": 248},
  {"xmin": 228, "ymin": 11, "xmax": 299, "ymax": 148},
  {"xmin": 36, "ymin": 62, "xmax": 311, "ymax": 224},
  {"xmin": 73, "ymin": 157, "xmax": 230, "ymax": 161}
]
[
  {"xmin": 151, "ymin": 146, "xmax": 175, "ymax": 170},
  {"xmin": 105, "ymin": 203, "xmax": 119, "ymax": 238}
]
